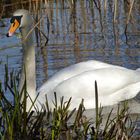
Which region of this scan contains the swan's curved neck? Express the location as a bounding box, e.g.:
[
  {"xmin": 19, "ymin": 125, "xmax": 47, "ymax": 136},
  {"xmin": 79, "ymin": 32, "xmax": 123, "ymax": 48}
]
[{"xmin": 19, "ymin": 26, "xmax": 36, "ymax": 110}]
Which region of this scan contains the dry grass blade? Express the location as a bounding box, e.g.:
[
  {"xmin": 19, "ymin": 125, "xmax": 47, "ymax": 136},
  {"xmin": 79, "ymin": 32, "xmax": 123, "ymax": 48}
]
[
  {"xmin": 74, "ymin": 99, "xmax": 85, "ymax": 126},
  {"xmin": 113, "ymin": 0, "xmax": 118, "ymax": 23},
  {"xmin": 126, "ymin": 0, "xmax": 135, "ymax": 25},
  {"xmin": 63, "ymin": 97, "xmax": 72, "ymax": 111},
  {"xmin": 60, "ymin": 96, "xmax": 64, "ymax": 109},
  {"xmin": 125, "ymin": 0, "xmax": 135, "ymax": 43},
  {"xmin": 66, "ymin": 108, "xmax": 76, "ymax": 122},
  {"xmin": 53, "ymin": 92, "xmax": 58, "ymax": 109},
  {"xmin": 24, "ymin": 16, "xmax": 44, "ymax": 41},
  {"xmin": 95, "ymin": 80, "xmax": 99, "ymax": 129},
  {"xmin": 103, "ymin": 108, "xmax": 114, "ymax": 136}
]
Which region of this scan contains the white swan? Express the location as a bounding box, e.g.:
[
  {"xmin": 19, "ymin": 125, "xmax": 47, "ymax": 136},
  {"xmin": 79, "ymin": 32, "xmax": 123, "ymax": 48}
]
[{"xmin": 7, "ymin": 9, "xmax": 140, "ymax": 111}]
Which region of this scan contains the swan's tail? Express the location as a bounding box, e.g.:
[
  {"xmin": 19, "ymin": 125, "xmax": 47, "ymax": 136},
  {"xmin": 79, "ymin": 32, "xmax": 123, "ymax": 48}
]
[
  {"xmin": 136, "ymin": 68, "xmax": 140, "ymax": 72},
  {"xmin": 109, "ymin": 81, "xmax": 140, "ymax": 104}
]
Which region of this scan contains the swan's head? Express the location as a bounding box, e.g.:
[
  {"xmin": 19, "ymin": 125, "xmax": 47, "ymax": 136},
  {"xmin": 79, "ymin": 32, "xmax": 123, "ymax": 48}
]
[{"xmin": 7, "ymin": 9, "xmax": 33, "ymax": 37}]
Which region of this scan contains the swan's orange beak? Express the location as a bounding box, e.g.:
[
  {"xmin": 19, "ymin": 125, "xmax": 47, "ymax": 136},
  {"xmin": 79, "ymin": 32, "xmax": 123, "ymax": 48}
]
[{"xmin": 7, "ymin": 19, "xmax": 20, "ymax": 37}]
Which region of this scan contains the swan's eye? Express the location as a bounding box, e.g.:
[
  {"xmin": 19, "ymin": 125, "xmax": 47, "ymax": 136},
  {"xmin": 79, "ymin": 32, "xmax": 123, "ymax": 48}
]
[
  {"xmin": 10, "ymin": 15, "xmax": 23, "ymax": 24},
  {"xmin": 10, "ymin": 17, "xmax": 15, "ymax": 23}
]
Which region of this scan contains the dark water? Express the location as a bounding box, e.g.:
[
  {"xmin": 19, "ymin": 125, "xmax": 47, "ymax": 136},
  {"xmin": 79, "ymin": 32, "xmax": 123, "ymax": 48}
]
[{"xmin": 0, "ymin": 1, "xmax": 140, "ymax": 97}]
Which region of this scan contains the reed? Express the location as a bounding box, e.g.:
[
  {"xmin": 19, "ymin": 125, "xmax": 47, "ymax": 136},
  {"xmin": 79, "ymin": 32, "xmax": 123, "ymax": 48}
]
[
  {"xmin": 0, "ymin": 66, "xmax": 136, "ymax": 139},
  {"xmin": 124, "ymin": 0, "xmax": 135, "ymax": 43},
  {"xmin": 0, "ymin": 0, "xmax": 136, "ymax": 47}
]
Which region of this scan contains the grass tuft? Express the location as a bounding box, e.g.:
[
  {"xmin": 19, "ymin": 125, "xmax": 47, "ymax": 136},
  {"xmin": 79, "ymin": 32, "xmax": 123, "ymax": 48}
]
[{"xmin": 0, "ymin": 68, "xmax": 137, "ymax": 139}]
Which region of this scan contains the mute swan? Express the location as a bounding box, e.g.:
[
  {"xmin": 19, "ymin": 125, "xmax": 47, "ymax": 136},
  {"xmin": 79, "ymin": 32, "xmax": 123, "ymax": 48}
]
[{"xmin": 7, "ymin": 9, "xmax": 140, "ymax": 111}]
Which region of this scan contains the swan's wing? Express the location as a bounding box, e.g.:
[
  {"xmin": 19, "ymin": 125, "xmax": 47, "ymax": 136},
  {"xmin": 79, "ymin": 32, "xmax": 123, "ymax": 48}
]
[
  {"xmin": 50, "ymin": 68, "xmax": 140, "ymax": 109},
  {"xmin": 38, "ymin": 60, "xmax": 126, "ymax": 94}
]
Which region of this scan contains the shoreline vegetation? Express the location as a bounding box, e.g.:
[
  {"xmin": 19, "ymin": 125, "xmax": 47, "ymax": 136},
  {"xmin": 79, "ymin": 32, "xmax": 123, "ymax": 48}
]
[
  {"xmin": 0, "ymin": 0, "xmax": 140, "ymax": 139},
  {"xmin": 0, "ymin": 66, "xmax": 137, "ymax": 139}
]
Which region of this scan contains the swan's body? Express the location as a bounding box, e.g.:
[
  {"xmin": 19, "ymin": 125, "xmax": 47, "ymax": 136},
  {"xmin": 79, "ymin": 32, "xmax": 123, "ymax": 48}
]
[
  {"xmin": 7, "ymin": 9, "xmax": 140, "ymax": 111},
  {"xmin": 38, "ymin": 66, "xmax": 140, "ymax": 109}
]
